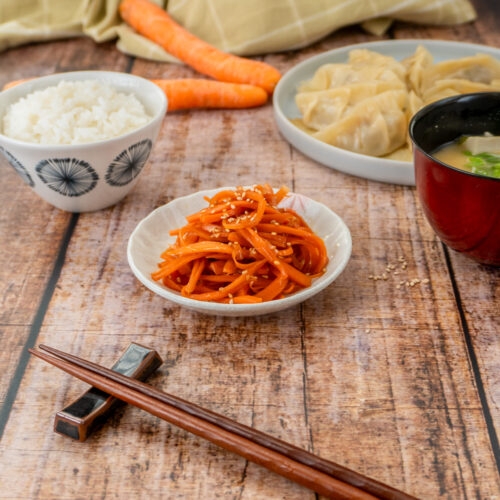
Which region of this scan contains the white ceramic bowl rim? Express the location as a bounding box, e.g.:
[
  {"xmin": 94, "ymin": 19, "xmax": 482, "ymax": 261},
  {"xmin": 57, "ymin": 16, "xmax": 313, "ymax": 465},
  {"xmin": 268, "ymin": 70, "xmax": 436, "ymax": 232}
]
[
  {"xmin": 127, "ymin": 187, "xmax": 352, "ymax": 314},
  {"xmin": 0, "ymin": 71, "xmax": 167, "ymax": 150}
]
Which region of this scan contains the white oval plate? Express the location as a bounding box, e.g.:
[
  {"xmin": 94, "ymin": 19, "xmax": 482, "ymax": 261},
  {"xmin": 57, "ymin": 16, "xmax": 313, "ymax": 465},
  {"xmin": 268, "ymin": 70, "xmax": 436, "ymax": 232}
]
[
  {"xmin": 128, "ymin": 188, "xmax": 352, "ymax": 316},
  {"xmin": 273, "ymin": 39, "xmax": 500, "ymax": 186}
]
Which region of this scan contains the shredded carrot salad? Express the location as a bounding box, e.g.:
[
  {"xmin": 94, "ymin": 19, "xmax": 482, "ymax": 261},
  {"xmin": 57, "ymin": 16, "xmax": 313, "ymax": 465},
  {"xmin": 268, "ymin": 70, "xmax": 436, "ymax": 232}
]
[{"xmin": 151, "ymin": 185, "xmax": 328, "ymax": 304}]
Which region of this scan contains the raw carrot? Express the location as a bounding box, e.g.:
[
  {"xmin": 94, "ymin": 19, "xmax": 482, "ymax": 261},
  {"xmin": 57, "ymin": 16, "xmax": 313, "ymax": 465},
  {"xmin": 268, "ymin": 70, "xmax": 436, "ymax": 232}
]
[
  {"xmin": 151, "ymin": 185, "xmax": 329, "ymax": 304},
  {"xmin": 152, "ymin": 79, "xmax": 267, "ymax": 110},
  {"xmin": 119, "ymin": 0, "xmax": 282, "ymax": 94}
]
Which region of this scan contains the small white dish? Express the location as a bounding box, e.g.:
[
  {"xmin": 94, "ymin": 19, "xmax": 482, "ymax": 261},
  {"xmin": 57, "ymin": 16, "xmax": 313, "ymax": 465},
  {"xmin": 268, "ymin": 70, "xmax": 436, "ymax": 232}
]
[
  {"xmin": 0, "ymin": 71, "xmax": 167, "ymax": 212},
  {"xmin": 273, "ymin": 39, "xmax": 500, "ymax": 186},
  {"xmin": 127, "ymin": 188, "xmax": 352, "ymax": 316}
]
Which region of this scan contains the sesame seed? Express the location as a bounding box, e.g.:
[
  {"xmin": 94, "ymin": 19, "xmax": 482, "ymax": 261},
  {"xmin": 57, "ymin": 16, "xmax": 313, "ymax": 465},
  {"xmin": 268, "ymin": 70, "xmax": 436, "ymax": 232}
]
[
  {"xmin": 262, "ymin": 275, "xmax": 269, "ymax": 279},
  {"xmin": 365, "ymin": 329, "xmax": 370, "ymax": 333},
  {"xmin": 229, "ymin": 299, "xmax": 234, "ymax": 304},
  {"xmin": 287, "ymin": 242, "xmax": 292, "ymax": 247},
  {"xmin": 423, "ymin": 278, "xmax": 429, "ymax": 284},
  {"xmin": 228, "ymin": 293, "xmax": 233, "ymax": 298},
  {"xmin": 176, "ymin": 277, "xmax": 181, "ymax": 283},
  {"xmin": 274, "ymin": 260, "xmax": 280, "ymax": 265},
  {"xmin": 230, "ymin": 204, "xmax": 235, "ymax": 209},
  {"xmin": 219, "ymin": 287, "xmax": 224, "ymax": 291},
  {"xmin": 242, "ymin": 270, "xmax": 248, "ymax": 274},
  {"xmin": 396, "ymin": 285, "xmax": 400, "ymax": 289},
  {"xmin": 382, "ymin": 273, "xmax": 388, "ymax": 280},
  {"xmin": 271, "ymin": 232, "xmax": 277, "ymax": 235}
]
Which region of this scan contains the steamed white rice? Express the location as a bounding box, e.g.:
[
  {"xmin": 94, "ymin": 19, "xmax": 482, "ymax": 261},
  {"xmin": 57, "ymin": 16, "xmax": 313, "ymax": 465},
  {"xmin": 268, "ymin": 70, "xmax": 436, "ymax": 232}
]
[{"xmin": 2, "ymin": 80, "xmax": 151, "ymax": 145}]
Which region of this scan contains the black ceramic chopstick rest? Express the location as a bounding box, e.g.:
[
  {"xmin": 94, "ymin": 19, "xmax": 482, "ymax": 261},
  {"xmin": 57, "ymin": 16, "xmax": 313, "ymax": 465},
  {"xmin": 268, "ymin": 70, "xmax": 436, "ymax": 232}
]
[{"xmin": 54, "ymin": 343, "xmax": 163, "ymax": 441}]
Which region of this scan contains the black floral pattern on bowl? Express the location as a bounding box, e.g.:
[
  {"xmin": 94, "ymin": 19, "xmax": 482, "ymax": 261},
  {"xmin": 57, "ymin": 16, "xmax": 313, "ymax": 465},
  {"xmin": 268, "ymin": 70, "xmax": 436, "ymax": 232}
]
[
  {"xmin": 35, "ymin": 158, "xmax": 98, "ymax": 197},
  {"xmin": 105, "ymin": 139, "xmax": 152, "ymax": 187},
  {"xmin": 0, "ymin": 146, "xmax": 34, "ymax": 187}
]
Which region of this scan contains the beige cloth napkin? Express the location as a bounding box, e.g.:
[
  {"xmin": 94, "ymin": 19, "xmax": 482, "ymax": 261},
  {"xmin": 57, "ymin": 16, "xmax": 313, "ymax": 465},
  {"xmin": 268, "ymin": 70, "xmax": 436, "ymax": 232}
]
[{"xmin": 0, "ymin": 0, "xmax": 476, "ymax": 61}]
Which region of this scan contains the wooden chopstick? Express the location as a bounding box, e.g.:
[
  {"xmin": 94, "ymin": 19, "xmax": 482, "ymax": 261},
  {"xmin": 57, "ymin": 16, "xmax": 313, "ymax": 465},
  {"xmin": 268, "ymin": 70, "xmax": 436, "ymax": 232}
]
[
  {"xmin": 38, "ymin": 344, "xmax": 415, "ymax": 500},
  {"xmin": 29, "ymin": 348, "xmax": 375, "ymax": 500}
]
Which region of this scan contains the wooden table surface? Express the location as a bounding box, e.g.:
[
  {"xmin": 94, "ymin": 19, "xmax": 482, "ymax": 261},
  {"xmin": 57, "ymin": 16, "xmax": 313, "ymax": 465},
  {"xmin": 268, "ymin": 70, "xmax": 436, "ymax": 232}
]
[{"xmin": 0, "ymin": 2, "xmax": 499, "ymax": 498}]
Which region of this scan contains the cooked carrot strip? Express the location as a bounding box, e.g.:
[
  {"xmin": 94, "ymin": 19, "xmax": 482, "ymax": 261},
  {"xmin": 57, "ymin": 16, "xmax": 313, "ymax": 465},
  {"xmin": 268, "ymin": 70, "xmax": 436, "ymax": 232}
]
[
  {"xmin": 200, "ymin": 274, "xmax": 240, "ymax": 282},
  {"xmin": 162, "ymin": 275, "xmax": 182, "ymax": 292},
  {"xmin": 256, "ymin": 275, "xmax": 288, "ymax": 301},
  {"xmin": 189, "ymin": 260, "xmax": 266, "ymax": 301},
  {"xmin": 181, "ymin": 258, "xmax": 205, "ymax": 296},
  {"xmin": 223, "ymin": 259, "xmax": 236, "ymax": 274},
  {"xmin": 209, "ymin": 260, "xmax": 225, "ymax": 275},
  {"xmin": 234, "ymin": 296, "xmax": 263, "ymax": 304},
  {"xmin": 152, "ymin": 79, "xmax": 267, "ymax": 110},
  {"xmin": 151, "ymin": 253, "xmax": 205, "ymax": 280},
  {"xmin": 151, "ymin": 185, "xmax": 328, "ymax": 303},
  {"xmin": 119, "ymin": 0, "xmax": 281, "ymax": 94}
]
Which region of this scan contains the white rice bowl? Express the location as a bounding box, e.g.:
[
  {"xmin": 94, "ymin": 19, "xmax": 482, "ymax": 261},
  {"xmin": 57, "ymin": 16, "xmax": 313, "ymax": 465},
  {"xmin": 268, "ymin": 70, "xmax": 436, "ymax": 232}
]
[{"xmin": 2, "ymin": 80, "xmax": 151, "ymax": 145}]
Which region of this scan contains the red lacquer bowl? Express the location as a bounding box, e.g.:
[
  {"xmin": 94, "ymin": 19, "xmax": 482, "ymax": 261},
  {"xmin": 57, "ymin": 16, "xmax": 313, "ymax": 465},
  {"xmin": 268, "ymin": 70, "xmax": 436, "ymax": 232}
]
[{"xmin": 409, "ymin": 93, "xmax": 500, "ymax": 266}]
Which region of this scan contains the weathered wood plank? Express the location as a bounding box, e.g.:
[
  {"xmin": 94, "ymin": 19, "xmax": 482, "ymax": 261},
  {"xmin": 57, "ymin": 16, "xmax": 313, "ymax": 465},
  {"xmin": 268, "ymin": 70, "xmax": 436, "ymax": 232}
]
[
  {"xmin": 392, "ymin": 0, "xmax": 500, "ymax": 482},
  {"xmin": 288, "ymin": 149, "xmax": 500, "ymax": 497},
  {"xmin": 0, "ymin": 39, "xmax": 131, "ymax": 411},
  {"xmin": 0, "ymin": 47, "xmax": 310, "ymax": 498}
]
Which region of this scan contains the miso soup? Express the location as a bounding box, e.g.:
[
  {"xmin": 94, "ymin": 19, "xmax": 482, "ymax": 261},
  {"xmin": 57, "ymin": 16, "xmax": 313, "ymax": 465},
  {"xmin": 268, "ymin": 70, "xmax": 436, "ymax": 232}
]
[{"xmin": 434, "ymin": 135, "xmax": 500, "ymax": 179}]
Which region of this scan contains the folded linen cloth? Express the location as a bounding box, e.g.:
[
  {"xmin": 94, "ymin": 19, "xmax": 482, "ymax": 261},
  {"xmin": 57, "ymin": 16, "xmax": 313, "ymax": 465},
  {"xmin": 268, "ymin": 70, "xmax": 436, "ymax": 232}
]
[{"xmin": 0, "ymin": 0, "xmax": 476, "ymax": 61}]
